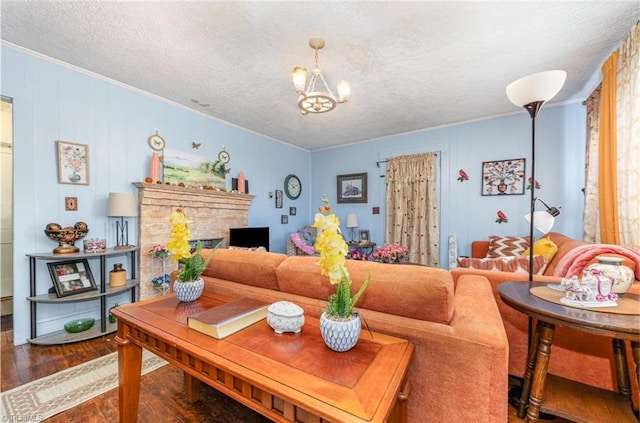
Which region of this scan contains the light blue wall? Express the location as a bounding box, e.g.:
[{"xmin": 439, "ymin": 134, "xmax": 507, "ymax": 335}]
[{"xmin": 2, "ymin": 44, "xmax": 587, "ymax": 345}]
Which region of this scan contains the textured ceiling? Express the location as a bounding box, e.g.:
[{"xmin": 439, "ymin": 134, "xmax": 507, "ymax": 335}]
[{"xmin": 1, "ymin": 1, "xmax": 638, "ymax": 151}]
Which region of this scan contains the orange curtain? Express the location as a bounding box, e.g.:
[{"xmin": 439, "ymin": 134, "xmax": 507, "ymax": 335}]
[{"xmin": 598, "ymin": 52, "xmax": 619, "ymax": 244}]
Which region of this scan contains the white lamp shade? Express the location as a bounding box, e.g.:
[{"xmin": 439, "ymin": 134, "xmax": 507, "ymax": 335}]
[
  {"xmin": 337, "ymin": 79, "xmax": 350, "ymax": 102},
  {"xmin": 345, "ymin": 213, "xmax": 359, "ymax": 228},
  {"xmin": 506, "ymin": 70, "xmax": 567, "ymax": 107},
  {"xmin": 291, "ymin": 66, "xmax": 307, "ymax": 93},
  {"xmin": 524, "ymin": 211, "xmax": 556, "ymax": 234},
  {"xmin": 107, "ymin": 192, "xmax": 138, "ymax": 217}
]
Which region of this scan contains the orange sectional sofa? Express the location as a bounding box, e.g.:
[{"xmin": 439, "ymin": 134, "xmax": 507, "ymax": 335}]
[
  {"xmin": 182, "ymin": 248, "xmax": 509, "ymax": 422},
  {"xmin": 451, "ymin": 232, "xmax": 639, "ymax": 407}
]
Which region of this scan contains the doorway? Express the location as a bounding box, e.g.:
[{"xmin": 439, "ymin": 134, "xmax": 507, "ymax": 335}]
[{"xmin": 1, "ymin": 96, "xmax": 13, "ymax": 331}]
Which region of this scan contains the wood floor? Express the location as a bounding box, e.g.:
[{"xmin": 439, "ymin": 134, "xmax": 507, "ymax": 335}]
[{"xmin": 1, "ymin": 315, "xmax": 564, "ymax": 422}]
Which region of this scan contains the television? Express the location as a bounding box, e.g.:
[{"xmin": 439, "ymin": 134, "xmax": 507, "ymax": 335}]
[{"xmin": 229, "ymin": 227, "xmax": 270, "ymax": 251}]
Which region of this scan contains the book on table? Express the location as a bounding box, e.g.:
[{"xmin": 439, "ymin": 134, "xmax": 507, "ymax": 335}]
[{"xmin": 187, "ymin": 297, "xmax": 269, "ymax": 339}]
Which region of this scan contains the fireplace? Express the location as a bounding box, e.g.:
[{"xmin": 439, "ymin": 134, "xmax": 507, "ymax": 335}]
[{"xmin": 134, "ymin": 182, "xmax": 255, "ymax": 299}]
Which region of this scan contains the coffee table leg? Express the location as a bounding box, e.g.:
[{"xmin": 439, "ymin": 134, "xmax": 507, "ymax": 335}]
[
  {"xmin": 184, "ymin": 373, "xmax": 202, "ymax": 403},
  {"xmin": 526, "ymin": 321, "xmax": 555, "ymax": 423},
  {"xmin": 116, "ymin": 334, "xmax": 142, "ymax": 423},
  {"xmin": 518, "ymin": 319, "xmax": 541, "ymax": 418}
]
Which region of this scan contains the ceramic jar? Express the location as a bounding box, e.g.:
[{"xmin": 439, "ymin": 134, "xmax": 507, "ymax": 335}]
[
  {"xmin": 587, "ymin": 255, "xmax": 634, "ymax": 295},
  {"xmin": 173, "ymin": 278, "xmax": 204, "ymax": 302},
  {"xmin": 109, "ymin": 263, "xmax": 126, "ymax": 287},
  {"xmin": 319, "ymin": 312, "xmax": 361, "ymax": 352},
  {"xmin": 267, "ymin": 301, "xmax": 305, "ymax": 334}
]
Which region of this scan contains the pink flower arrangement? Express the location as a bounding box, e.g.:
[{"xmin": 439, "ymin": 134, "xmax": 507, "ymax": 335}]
[
  {"xmin": 347, "ymin": 249, "xmax": 371, "ymax": 261},
  {"xmin": 290, "ymin": 232, "xmax": 315, "ymax": 255},
  {"xmin": 372, "ymin": 243, "xmax": 409, "ymax": 263},
  {"xmin": 149, "ymin": 244, "xmax": 170, "ymax": 258}
]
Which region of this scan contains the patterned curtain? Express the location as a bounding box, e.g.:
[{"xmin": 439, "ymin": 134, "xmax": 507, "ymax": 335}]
[
  {"xmin": 616, "ymin": 21, "xmax": 640, "ymax": 251},
  {"xmin": 583, "ymin": 85, "xmax": 601, "ymax": 243},
  {"xmin": 385, "ymin": 152, "xmax": 439, "ymax": 266}
]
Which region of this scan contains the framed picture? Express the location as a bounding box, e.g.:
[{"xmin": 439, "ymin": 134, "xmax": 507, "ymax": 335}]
[
  {"xmin": 289, "ymin": 206, "xmax": 297, "ymax": 216},
  {"xmin": 281, "ymin": 215, "xmax": 288, "ymax": 224},
  {"xmin": 47, "ymin": 259, "xmax": 97, "ymax": 298},
  {"xmin": 337, "ymin": 173, "xmax": 368, "ymax": 203},
  {"xmin": 275, "ymin": 190, "xmax": 283, "ymax": 208},
  {"xmin": 359, "ymin": 230, "xmax": 370, "ymax": 242},
  {"xmin": 481, "ymin": 158, "xmax": 526, "ymax": 196},
  {"xmin": 57, "ymin": 141, "xmax": 90, "ymax": 185}
]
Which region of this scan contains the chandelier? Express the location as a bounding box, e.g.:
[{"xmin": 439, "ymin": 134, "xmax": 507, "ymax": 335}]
[{"xmin": 291, "ymin": 38, "xmax": 350, "ymax": 115}]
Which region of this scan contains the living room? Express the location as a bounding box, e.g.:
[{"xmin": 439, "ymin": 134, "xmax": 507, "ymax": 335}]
[{"xmin": 1, "ymin": 2, "xmax": 639, "ymax": 422}]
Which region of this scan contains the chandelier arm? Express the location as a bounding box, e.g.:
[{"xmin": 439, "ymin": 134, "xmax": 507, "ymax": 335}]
[{"xmin": 316, "ymin": 72, "xmax": 337, "ymax": 99}]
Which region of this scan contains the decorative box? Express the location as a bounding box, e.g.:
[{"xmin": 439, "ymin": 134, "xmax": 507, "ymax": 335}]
[{"xmin": 83, "ymin": 238, "xmax": 106, "ymax": 253}]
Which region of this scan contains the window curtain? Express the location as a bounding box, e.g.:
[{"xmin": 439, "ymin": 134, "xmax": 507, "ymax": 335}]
[
  {"xmin": 586, "ymin": 22, "xmax": 639, "ymax": 250},
  {"xmin": 385, "ymin": 152, "xmax": 439, "ymax": 266}
]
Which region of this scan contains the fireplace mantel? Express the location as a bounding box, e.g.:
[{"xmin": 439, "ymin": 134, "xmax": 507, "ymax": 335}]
[{"xmin": 134, "ymin": 182, "xmax": 255, "ymax": 299}]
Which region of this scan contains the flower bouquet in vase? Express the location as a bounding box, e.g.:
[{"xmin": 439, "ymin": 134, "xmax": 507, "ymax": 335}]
[
  {"xmin": 166, "ymin": 206, "xmax": 214, "ymax": 302},
  {"xmin": 313, "ymin": 196, "xmax": 370, "ymax": 352}
]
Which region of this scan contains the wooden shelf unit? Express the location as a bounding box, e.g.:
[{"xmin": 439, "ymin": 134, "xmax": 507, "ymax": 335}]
[{"xmin": 26, "ymin": 247, "xmax": 139, "ymax": 345}]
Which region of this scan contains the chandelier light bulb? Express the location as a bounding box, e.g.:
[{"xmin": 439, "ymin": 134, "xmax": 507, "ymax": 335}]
[
  {"xmin": 337, "ymin": 80, "xmax": 350, "ymax": 103},
  {"xmin": 291, "ymin": 67, "xmax": 308, "ymax": 94}
]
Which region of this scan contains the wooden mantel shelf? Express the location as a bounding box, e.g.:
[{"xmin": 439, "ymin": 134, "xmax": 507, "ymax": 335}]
[{"xmin": 133, "ymin": 182, "xmax": 255, "ymax": 208}]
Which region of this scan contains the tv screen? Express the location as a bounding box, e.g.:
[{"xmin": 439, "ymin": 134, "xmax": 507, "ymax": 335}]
[{"xmin": 229, "ymin": 227, "xmax": 270, "ymax": 251}]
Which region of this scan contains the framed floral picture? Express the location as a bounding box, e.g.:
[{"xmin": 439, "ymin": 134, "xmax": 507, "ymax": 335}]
[
  {"xmin": 57, "ymin": 141, "xmax": 90, "ymax": 185},
  {"xmin": 481, "ymin": 158, "xmax": 525, "ymax": 196}
]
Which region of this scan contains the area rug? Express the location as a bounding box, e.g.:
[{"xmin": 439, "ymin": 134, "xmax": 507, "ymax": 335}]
[{"xmin": 1, "ymin": 350, "xmax": 167, "ymax": 421}]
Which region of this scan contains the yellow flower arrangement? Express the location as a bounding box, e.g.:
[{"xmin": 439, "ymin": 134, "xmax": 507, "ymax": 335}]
[
  {"xmin": 166, "ymin": 206, "xmax": 212, "ymax": 282},
  {"xmin": 313, "ymin": 196, "xmax": 370, "ymax": 319}
]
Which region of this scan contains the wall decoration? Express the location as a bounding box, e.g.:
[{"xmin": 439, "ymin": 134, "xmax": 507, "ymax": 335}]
[
  {"xmin": 192, "ymin": 142, "xmax": 201, "ymax": 149},
  {"xmin": 275, "ymin": 190, "xmax": 283, "ymax": 208},
  {"xmin": 289, "ymin": 207, "xmax": 297, "ymax": 216},
  {"xmin": 457, "ymin": 169, "xmax": 469, "ymax": 182},
  {"xmin": 57, "ymin": 141, "xmax": 90, "ymax": 185},
  {"xmin": 526, "ymin": 177, "xmax": 541, "ymax": 191},
  {"xmin": 65, "ymin": 197, "xmax": 78, "ymax": 211},
  {"xmin": 47, "ymin": 259, "xmax": 97, "ymax": 298},
  {"xmin": 281, "ymin": 215, "xmax": 288, "ymax": 224},
  {"xmin": 147, "ymin": 134, "xmax": 166, "ymax": 151},
  {"xmin": 495, "ymin": 210, "xmax": 509, "ymax": 224},
  {"xmin": 337, "ymin": 172, "xmax": 368, "ymax": 203},
  {"xmin": 481, "ymin": 158, "xmax": 525, "ymax": 196},
  {"xmin": 163, "ymin": 148, "xmax": 226, "ymax": 189}
]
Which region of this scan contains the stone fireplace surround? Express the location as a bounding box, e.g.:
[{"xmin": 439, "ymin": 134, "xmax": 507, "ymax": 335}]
[{"xmin": 134, "ymin": 182, "xmax": 254, "ymax": 299}]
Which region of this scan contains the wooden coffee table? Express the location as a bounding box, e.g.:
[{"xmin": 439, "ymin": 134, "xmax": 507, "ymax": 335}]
[
  {"xmin": 112, "ymin": 292, "xmax": 414, "ymax": 423},
  {"xmin": 498, "ymin": 282, "xmax": 639, "ymax": 423}
]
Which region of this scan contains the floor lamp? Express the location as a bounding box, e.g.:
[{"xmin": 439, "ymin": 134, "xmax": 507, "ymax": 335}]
[{"xmin": 506, "ymin": 70, "xmax": 566, "ymax": 414}]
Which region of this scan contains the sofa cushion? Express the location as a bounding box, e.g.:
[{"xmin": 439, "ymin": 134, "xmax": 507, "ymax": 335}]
[
  {"xmin": 486, "ymin": 235, "xmax": 529, "ymax": 257},
  {"xmin": 200, "ymin": 248, "xmax": 286, "ymax": 290},
  {"xmin": 276, "ymin": 256, "xmax": 455, "ymax": 324},
  {"xmin": 522, "ymin": 236, "xmax": 558, "ymax": 263},
  {"xmin": 457, "ymin": 255, "xmax": 547, "ymax": 275}
]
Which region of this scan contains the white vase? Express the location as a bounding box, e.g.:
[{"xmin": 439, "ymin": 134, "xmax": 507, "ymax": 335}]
[
  {"xmin": 587, "ymin": 256, "xmax": 634, "ymax": 295},
  {"xmin": 319, "ymin": 312, "xmax": 361, "ymax": 352},
  {"xmin": 173, "ymin": 278, "xmax": 204, "ymax": 302}
]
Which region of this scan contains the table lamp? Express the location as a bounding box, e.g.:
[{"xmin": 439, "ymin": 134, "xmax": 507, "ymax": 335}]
[
  {"xmin": 107, "ymin": 192, "xmax": 138, "ymax": 249},
  {"xmin": 345, "ymin": 213, "xmax": 359, "ymax": 243}
]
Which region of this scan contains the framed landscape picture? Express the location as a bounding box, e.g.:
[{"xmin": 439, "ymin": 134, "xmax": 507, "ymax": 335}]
[
  {"xmin": 481, "ymin": 158, "xmax": 526, "ymax": 196},
  {"xmin": 47, "ymin": 259, "xmax": 97, "ymax": 297},
  {"xmin": 337, "ymin": 173, "xmax": 368, "ymax": 203}
]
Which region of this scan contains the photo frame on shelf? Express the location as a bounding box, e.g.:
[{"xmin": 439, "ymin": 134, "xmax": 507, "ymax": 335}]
[
  {"xmin": 481, "ymin": 158, "xmax": 526, "ymax": 196},
  {"xmin": 57, "ymin": 140, "xmax": 90, "ymax": 185},
  {"xmin": 47, "ymin": 259, "xmax": 97, "ymax": 298},
  {"xmin": 359, "ymin": 230, "xmax": 370, "ymax": 242},
  {"xmin": 337, "ymin": 173, "xmax": 368, "ymax": 203}
]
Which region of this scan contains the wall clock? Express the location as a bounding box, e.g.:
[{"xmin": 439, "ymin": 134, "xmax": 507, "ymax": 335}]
[
  {"xmin": 284, "ymin": 174, "xmax": 302, "ymax": 200},
  {"xmin": 148, "ymin": 134, "xmax": 166, "ymax": 151}
]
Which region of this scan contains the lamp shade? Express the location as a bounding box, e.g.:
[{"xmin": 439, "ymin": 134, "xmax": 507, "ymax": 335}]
[
  {"xmin": 107, "ymin": 192, "xmax": 137, "ymax": 217},
  {"xmin": 345, "ymin": 213, "xmax": 359, "ymax": 228},
  {"xmin": 291, "ymin": 66, "xmax": 307, "ymax": 93},
  {"xmin": 506, "ymin": 70, "xmax": 567, "ymax": 107},
  {"xmin": 524, "ymin": 211, "xmax": 556, "ymax": 235}
]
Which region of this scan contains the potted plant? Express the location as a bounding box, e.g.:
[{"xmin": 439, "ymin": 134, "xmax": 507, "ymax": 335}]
[
  {"xmin": 166, "ymin": 206, "xmax": 214, "ymax": 302},
  {"xmin": 313, "ymin": 196, "xmax": 370, "ymax": 352}
]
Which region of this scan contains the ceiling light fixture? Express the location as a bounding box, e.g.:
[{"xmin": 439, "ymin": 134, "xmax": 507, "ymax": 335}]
[{"xmin": 292, "ymin": 38, "xmax": 349, "ymax": 116}]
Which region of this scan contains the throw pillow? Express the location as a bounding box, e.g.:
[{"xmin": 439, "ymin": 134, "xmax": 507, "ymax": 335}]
[
  {"xmin": 457, "ymin": 255, "xmax": 547, "ymax": 275},
  {"xmin": 486, "ymin": 235, "xmax": 530, "ymax": 257},
  {"xmin": 522, "ymin": 236, "xmax": 558, "ymax": 263}
]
